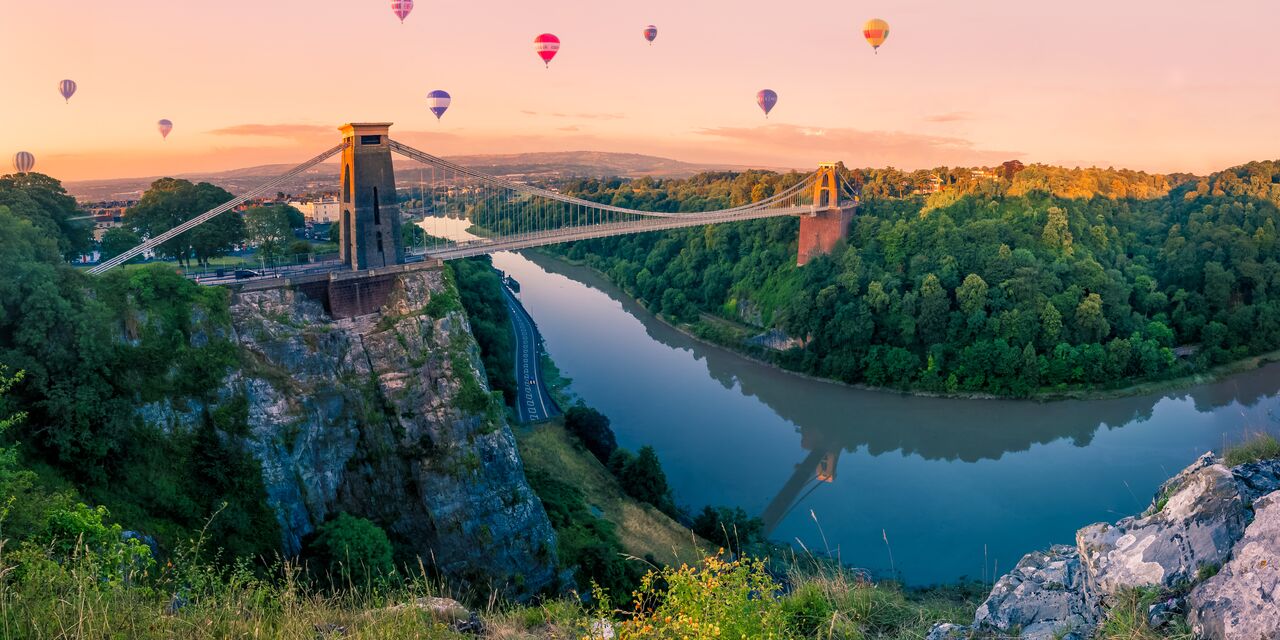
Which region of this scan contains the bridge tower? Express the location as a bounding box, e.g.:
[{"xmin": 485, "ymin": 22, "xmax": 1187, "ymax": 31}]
[
  {"xmin": 797, "ymin": 162, "xmax": 854, "ymax": 266},
  {"xmin": 339, "ymin": 123, "xmax": 404, "ymax": 270}
]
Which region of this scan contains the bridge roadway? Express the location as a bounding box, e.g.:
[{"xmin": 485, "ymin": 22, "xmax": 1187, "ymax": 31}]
[
  {"xmin": 419, "ymin": 204, "xmax": 817, "ymax": 261},
  {"xmin": 502, "ymin": 281, "xmax": 559, "ymax": 423}
]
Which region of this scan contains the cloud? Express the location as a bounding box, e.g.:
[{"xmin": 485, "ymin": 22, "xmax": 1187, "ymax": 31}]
[
  {"xmin": 520, "ymin": 110, "xmax": 539, "ymax": 116},
  {"xmin": 924, "ymin": 111, "xmax": 975, "ymax": 123},
  {"xmin": 557, "ymin": 125, "xmax": 581, "ymax": 132},
  {"xmin": 207, "ymin": 124, "xmax": 334, "ymax": 141},
  {"xmin": 546, "ymin": 112, "xmax": 624, "ymax": 120},
  {"xmin": 694, "ymin": 124, "xmax": 1021, "ymax": 169}
]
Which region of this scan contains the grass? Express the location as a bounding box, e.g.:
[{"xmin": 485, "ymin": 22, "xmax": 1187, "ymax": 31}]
[
  {"xmin": 1223, "ymin": 432, "xmax": 1280, "ymax": 466},
  {"xmin": 515, "ymin": 419, "xmax": 706, "ymax": 567},
  {"xmin": 1094, "ymin": 587, "xmax": 1193, "ymax": 640}
]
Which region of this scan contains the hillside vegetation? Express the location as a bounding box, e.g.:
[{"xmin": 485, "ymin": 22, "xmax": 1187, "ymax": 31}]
[{"xmin": 548, "ymin": 161, "xmax": 1280, "ymax": 396}]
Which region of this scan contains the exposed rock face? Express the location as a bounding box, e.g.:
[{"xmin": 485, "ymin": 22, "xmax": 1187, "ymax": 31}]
[
  {"xmin": 931, "ymin": 451, "xmax": 1280, "ymax": 640},
  {"xmin": 1189, "ymin": 490, "xmax": 1280, "ymax": 639},
  {"xmin": 1077, "ymin": 461, "xmax": 1246, "ymax": 595},
  {"xmin": 1231, "ymin": 458, "xmax": 1280, "ymax": 505},
  {"xmin": 228, "ymin": 266, "xmax": 559, "ymax": 597},
  {"xmin": 972, "ymin": 545, "xmax": 1096, "ymax": 639}
]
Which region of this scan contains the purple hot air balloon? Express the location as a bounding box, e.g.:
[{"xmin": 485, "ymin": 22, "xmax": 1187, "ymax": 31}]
[
  {"xmin": 59, "ymin": 79, "xmax": 77, "ymax": 103},
  {"xmin": 12, "ymin": 152, "xmax": 35, "ymax": 174},
  {"xmin": 426, "ymin": 90, "xmax": 451, "ymax": 120},
  {"xmin": 756, "ymin": 89, "xmax": 778, "ymax": 118},
  {"xmin": 643, "ymin": 25, "xmax": 658, "ymax": 45},
  {"xmin": 157, "ymin": 119, "xmax": 173, "ymax": 140},
  {"xmin": 391, "ymin": 0, "xmax": 413, "ymax": 23}
]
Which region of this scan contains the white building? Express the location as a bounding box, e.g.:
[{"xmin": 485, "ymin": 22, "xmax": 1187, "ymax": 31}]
[{"xmin": 288, "ymin": 196, "xmax": 341, "ymax": 223}]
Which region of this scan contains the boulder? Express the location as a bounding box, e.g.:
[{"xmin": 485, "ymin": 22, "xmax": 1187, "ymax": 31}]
[
  {"xmin": 1230, "ymin": 458, "xmax": 1280, "ymax": 506},
  {"xmin": 1078, "ymin": 461, "xmax": 1246, "ymax": 595},
  {"xmin": 971, "ymin": 545, "xmax": 1097, "ymax": 639},
  {"xmin": 924, "ymin": 622, "xmax": 969, "ymax": 640},
  {"xmin": 1189, "ymin": 490, "xmax": 1280, "ymax": 639}
]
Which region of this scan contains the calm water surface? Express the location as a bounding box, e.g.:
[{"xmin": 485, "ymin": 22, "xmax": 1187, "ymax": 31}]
[{"xmin": 481, "ymin": 248, "xmax": 1280, "ymax": 586}]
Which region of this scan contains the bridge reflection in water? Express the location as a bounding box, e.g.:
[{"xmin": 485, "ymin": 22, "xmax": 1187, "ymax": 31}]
[{"xmin": 508, "ymin": 250, "xmax": 1280, "ymax": 583}]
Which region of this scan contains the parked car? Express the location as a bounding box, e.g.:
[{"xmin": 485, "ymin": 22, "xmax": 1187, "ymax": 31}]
[{"xmin": 234, "ymin": 269, "xmax": 261, "ymax": 280}]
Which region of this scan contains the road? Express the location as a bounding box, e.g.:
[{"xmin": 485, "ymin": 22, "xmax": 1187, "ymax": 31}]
[{"xmin": 502, "ymin": 283, "xmax": 560, "ymax": 423}]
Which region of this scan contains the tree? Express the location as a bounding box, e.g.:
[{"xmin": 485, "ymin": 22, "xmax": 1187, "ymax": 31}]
[
  {"xmin": 1042, "ymin": 207, "xmax": 1074, "ymax": 256},
  {"xmin": 956, "ymin": 273, "xmax": 989, "ymax": 317},
  {"xmin": 243, "ymin": 205, "xmax": 296, "ymax": 260},
  {"xmin": 126, "ymin": 178, "xmax": 243, "ymax": 267},
  {"xmin": 917, "ymin": 274, "xmax": 950, "ymax": 345},
  {"xmin": 1075, "ymin": 293, "xmax": 1111, "ymax": 343},
  {"xmin": 98, "ymin": 227, "xmax": 142, "ymax": 261},
  {"xmin": 616, "ymin": 446, "xmax": 676, "ymax": 517},
  {"xmin": 564, "ymin": 405, "xmax": 617, "ymax": 464},
  {"xmin": 0, "ymin": 172, "xmax": 92, "ymax": 259},
  {"xmin": 304, "ymin": 513, "xmax": 395, "ymax": 587}
]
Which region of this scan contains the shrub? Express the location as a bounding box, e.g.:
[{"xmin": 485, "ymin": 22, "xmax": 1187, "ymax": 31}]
[
  {"xmin": 616, "ymin": 554, "xmax": 793, "ymax": 639},
  {"xmin": 614, "ymin": 446, "xmax": 677, "ymax": 517},
  {"xmin": 303, "ymin": 513, "xmax": 394, "ymax": 588},
  {"xmin": 564, "ymin": 405, "xmax": 617, "ymax": 464},
  {"xmin": 1223, "ymin": 432, "xmax": 1280, "ymax": 466},
  {"xmin": 692, "ymin": 505, "xmax": 765, "ymax": 553}
]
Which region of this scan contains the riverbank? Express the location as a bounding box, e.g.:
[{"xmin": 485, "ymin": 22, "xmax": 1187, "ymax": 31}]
[{"xmin": 534, "ymin": 249, "xmax": 1280, "ymax": 403}]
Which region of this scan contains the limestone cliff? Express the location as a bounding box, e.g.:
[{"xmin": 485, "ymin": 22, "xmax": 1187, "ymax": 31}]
[{"xmin": 226, "ymin": 266, "xmax": 559, "ymax": 596}]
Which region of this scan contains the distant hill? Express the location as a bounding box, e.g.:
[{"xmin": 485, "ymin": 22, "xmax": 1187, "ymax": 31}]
[{"xmin": 64, "ymin": 152, "xmax": 791, "ymax": 201}]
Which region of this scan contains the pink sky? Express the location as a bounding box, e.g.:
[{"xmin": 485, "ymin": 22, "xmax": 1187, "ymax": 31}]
[{"xmin": 3, "ymin": 0, "xmax": 1278, "ymax": 181}]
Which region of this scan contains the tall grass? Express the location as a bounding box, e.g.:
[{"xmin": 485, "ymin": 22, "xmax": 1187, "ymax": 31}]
[{"xmin": 1223, "ymin": 432, "xmax": 1280, "ymax": 466}]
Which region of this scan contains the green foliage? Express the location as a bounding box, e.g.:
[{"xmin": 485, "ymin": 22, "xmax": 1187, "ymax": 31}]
[
  {"xmin": 126, "ymin": 178, "xmax": 243, "ymax": 266},
  {"xmin": 1223, "ymin": 432, "xmax": 1280, "ymax": 466},
  {"xmin": 564, "ymin": 405, "xmax": 617, "ymax": 464},
  {"xmin": 450, "ymin": 257, "xmax": 517, "ymax": 404},
  {"xmin": 99, "ymin": 226, "xmax": 143, "ymax": 262},
  {"xmin": 615, "ymin": 554, "xmax": 794, "ymax": 639},
  {"xmin": 304, "ymin": 513, "xmax": 395, "ymax": 588},
  {"xmin": 243, "ymin": 205, "xmax": 300, "ymax": 259},
  {"xmin": 613, "ymin": 446, "xmax": 678, "ymax": 518},
  {"xmin": 0, "ymin": 172, "xmax": 91, "ymax": 259},
  {"xmin": 543, "ymin": 160, "xmax": 1280, "ymax": 396},
  {"xmin": 523, "ymin": 467, "xmax": 645, "ymax": 600},
  {"xmin": 1095, "ymin": 587, "xmax": 1193, "ymax": 639},
  {"xmin": 691, "ymin": 505, "xmax": 765, "ymax": 554}
]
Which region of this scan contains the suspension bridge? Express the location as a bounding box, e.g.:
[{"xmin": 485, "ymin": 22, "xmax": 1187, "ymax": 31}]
[{"xmin": 88, "ymin": 123, "xmax": 858, "ymax": 278}]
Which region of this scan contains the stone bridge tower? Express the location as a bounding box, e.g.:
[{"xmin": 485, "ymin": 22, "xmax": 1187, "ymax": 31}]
[
  {"xmin": 797, "ymin": 162, "xmax": 855, "ymax": 266},
  {"xmin": 339, "ymin": 123, "xmax": 404, "ymax": 270}
]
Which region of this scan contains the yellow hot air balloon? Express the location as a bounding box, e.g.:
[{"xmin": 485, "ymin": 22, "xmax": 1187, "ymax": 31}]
[{"xmin": 863, "ymin": 18, "xmax": 890, "ymax": 53}]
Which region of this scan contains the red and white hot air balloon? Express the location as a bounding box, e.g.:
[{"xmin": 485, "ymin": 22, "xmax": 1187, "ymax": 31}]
[
  {"xmin": 391, "ymin": 0, "xmax": 413, "ymax": 23},
  {"xmin": 643, "ymin": 25, "xmax": 658, "ymax": 45},
  {"xmin": 534, "ymin": 33, "xmax": 560, "ymax": 68},
  {"xmin": 157, "ymin": 119, "xmax": 173, "ymax": 140},
  {"xmin": 12, "ymin": 152, "xmax": 35, "ymax": 174},
  {"xmin": 59, "ymin": 79, "xmax": 77, "ymax": 103}
]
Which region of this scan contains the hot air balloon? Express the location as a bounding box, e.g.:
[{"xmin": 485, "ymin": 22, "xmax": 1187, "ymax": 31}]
[
  {"xmin": 426, "ymin": 90, "xmax": 451, "ymax": 120},
  {"xmin": 391, "ymin": 0, "xmax": 413, "ymax": 23},
  {"xmin": 534, "ymin": 33, "xmax": 560, "ymax": 68},
  {"xmin": 12, "ymin": 152, "xmax": 35, "ymax": 174},
  {"xmin": 757, "ymin": 89, "xmax": 778, "ymax": 118},
  {"xmin": 157, "ymin": 119, "xmax": 173, "ymax": 140},
  {"xmin": 863, "ymin": 18, "xmax": 890, "ymax": 53},
  {"xmin": 643, "ymin": 25, "xmax": 658, "ymax": 45},
  {"xmin": 59, "ymin": 79, "xmax": 77, "ymax": 103}
]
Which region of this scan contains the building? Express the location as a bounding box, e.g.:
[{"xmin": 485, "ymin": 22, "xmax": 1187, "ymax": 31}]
[
  {"xmin": 288, "ymin": 196, "xmax": 341, "ymax": 223},
  {"xmin": 79, "ymin": 201, "xmax": 134, "ymax": 241}
]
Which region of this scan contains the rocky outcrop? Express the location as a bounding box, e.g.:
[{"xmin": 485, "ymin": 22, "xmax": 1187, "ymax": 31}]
[
  {"xmin": 1076, "ymin": 461, "xmax": 1246, "ymax": 595},
  {"xmin": 1188, "ymin": 490, "xmax": 1280, "ymax": 639},
  {"xmin": 933, "ymin": 451, "xmax": 1280, "ymax": 640},
  {"xmin": 971, "ymin": 545, "xmax": 1096, "ymax": 639},
  {"xmin": 227, "ymin": 266, "xmax": 559, "ymax": 597}
]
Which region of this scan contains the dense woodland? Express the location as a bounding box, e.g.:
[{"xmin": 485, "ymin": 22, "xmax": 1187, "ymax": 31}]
[{"xmin": 547, "ymin": 161, "xmax": 1280, "ymax": 396}]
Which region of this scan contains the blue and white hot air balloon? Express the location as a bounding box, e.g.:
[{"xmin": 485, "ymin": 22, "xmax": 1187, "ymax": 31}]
[
  {"xmin": 426, "ymin": 90, "xmax": 451, "ymax": 121},
  {"xmin": 59, "ymin": 79, "xmax": 77, "ymax": 103}
]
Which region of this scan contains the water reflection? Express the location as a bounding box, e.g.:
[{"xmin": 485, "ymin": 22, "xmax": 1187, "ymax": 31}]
[{"xmin": 497, "ymin": 249, "xmax": 1280, "ymax": 583}]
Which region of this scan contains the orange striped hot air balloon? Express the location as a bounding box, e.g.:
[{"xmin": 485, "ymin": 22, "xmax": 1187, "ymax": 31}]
[{"xmin": 863, "ymin": 18, "xmax": 889, "ymax": 54}]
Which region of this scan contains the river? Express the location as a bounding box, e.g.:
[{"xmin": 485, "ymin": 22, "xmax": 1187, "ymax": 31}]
[{"xmin": 419, "ymin": 220, "xmax": 1280, "ymax": 586}]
